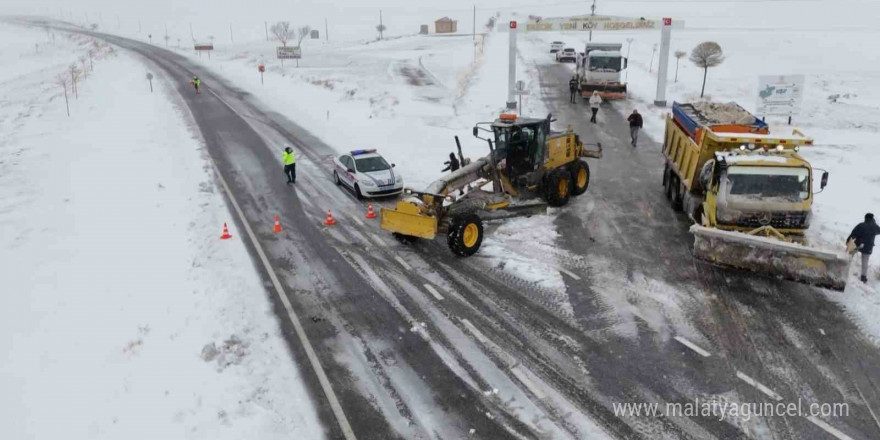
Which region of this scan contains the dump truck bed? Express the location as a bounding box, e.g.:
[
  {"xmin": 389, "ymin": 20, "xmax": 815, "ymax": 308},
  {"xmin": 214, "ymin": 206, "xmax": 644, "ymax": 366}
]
[{"xmin": 673, "ymin": 102, "xmax": 769, "ymax": 140}]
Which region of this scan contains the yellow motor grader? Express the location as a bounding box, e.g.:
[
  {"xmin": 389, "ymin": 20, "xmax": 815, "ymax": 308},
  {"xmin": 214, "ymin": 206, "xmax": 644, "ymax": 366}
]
[{"xmin": 380, "ymin": 113, "xmax": 602, "ymax": 256}]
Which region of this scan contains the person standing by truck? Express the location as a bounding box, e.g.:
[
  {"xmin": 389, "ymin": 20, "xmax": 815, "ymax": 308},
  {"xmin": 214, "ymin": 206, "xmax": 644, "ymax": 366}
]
[
  {"xmin": 569, "ymin": 76, "xmax": 579, "ymax": 104},
  {"xmin": 627, "ymin": 109, "xmax": 643, "ymax": 147},
  {"xmin": 589, "ymin": 91, "xmax": 602, "ymax": 123},
  {"xmin": 848, "ymin": 213, "xmax": 880, "ymax": 283}
]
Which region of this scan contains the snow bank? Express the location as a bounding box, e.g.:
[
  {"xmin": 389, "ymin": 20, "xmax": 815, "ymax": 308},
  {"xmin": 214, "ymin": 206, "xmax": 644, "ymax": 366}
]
[{"xmin": 0, "ymin": 24, "xmax": 324, "ymax": 439}]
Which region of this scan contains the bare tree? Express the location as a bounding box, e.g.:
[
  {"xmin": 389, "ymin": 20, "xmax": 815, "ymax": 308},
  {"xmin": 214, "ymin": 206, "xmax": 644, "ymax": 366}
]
[
  {"xmin": 270, "ymin": 21, "xmax": 294, "ymax": 47},
  {"xmin": 376, "ymin": 24, "xmax": 386, "ymax": 40},
  {"xmin": 69, "ymin": 63, "xmax": 81, "ymax": 99},
  {"xmin": 79, "ymin": 56, "xmax": 89, "ymax": 78},
  {"xmin": 164, "ymin": 34, "xmax": 170, "ymax": 47},
  {"xmin": 674, "ymin": 50, "xmax": 686, "ymax": 82},
  {"xmin": 296, "ymin": 26, "xmax": 311, "ymax": 46},
  {"xmin": 690, "ymin": 42, "xmax": 724, "ymax": 98},
  {"xmin": 55, "ymin": 74, "xmax": 71, "ymax": 116},
  {"xmin": 87, "ymin": 49, "xmax": 96, "ymax": 71}
]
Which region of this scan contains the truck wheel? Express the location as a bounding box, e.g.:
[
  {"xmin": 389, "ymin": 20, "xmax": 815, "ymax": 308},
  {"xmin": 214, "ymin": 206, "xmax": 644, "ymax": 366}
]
[
  {"xmin": 662, "ymin": 164, "xmax": 669, "ymax": 188},
  {"xmin": 665, "ymin": 173, "xmax": 674, "ymax": 201},
  {"xmin": 447, "ymin": 214, "xmax": 483, "ymax": 257},
  {"xmin": 544, "ymin": 169, "xmax": 572, "ymax": 207},
  {"xmin": 570, "ymin": 160, "xmax": 590, "ymax": 196},
  {"xmin": 670, "ymin": 177, "xmax": 684, "ymax": 212}
]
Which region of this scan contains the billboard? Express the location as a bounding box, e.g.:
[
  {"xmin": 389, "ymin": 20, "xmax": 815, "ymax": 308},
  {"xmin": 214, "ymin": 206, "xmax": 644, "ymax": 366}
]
[
  {"xmin": 756, "ymin": 75, "xmax": 805, "ymax": 116},
  {"xmin": 525, "ymin": 15, "xmax": 684, "ymax": 32},
  {"xmin": 194, "ymin": 43, "xmax": 214, "ymax": 51},
  {"xmin": 276, "ymin": 46, "xmax": 302, "ymax": 59}
]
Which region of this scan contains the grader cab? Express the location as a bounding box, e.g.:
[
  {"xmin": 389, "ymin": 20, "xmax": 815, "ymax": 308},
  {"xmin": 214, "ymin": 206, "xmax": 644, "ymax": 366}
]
[{"xmin": 380, "ymin": 113, "xmax": 601, "ymax": 256}]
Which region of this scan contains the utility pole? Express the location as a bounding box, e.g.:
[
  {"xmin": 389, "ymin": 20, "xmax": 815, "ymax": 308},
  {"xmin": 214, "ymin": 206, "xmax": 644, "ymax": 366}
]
[
  {"xmin": 588, "ymin": 0, "xmax": 597, "ymax": 42},
  {"xmin": 325, "ymin": 17, "xmax": 329, "ymax": 41},
  {"xmin": 138, "ymin": 19, "xmax": 142, "ymax": 33},
  {"xmin": 189, "ymin": 22, "xmax": 194, "ymax": 41},
  {"xmin": 164, "ymin": 23, "xmax": 168, "ymax": 46},
  {"xmin": 379, "ymin": 10, "xmax": 384, "ymax": 40},
  {"xmin": 473, "ymin": 5, "xmax": 476, "ymax": 63},
  {"xmin": 265, "ymin": 21, "xmax": 269, "ymax": 41},
  {"xmin": 230, "ymin": 24, "xmax": 234, "ymax": 43}
]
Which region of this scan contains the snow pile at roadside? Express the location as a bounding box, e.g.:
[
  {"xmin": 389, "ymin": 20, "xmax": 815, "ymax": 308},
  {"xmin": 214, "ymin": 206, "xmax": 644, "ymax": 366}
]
[{"xmin": 0, "ymin": 24, "xmax": 324, "ymax": 439}]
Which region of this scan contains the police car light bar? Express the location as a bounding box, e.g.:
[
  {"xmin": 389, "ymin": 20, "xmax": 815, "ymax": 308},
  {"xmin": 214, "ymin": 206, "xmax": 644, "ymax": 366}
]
[{"xmin": 351, "ymin": 149, "xmax": 377, "ymax": 156}]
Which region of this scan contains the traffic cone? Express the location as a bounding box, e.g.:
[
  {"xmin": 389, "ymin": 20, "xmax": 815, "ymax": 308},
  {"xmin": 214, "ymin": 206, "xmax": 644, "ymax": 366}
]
[
  {"xmin": 220, "ymin": 222, "xmax": 232, "ymax": 239},
  {"xmin": 273, "ymin": 215, "xmax": 282, "ymax": 233},
  {"xmin": 323, "ymin": 210, "xmax": 336, "ymax": 226},
  {"xmin": 365, "ymin": 203, "xmax": 377, "ymax": 219}
]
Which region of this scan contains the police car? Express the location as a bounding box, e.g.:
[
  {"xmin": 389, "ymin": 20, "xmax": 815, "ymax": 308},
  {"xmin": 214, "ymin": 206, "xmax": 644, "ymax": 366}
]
[{"xmin": 333, "ymin": 149, "xmax": 403, "ymax": 199}]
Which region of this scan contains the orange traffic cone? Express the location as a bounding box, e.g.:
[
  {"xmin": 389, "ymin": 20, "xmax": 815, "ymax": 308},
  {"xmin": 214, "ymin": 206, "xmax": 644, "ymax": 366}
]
[
  {"xmin": 323, "ymin": 210, "xmax": 336, "ymax": 226},
  {"xmin": 365, "ymin": 202, "xmax": 377, "ymax": 219},
  {"xmin": 273, "ymin": 215, "xmax": 282, "ymax": 233},
  {"xmin": 220, "ymin": 222, "xmax": 232, "ymax": 239}
]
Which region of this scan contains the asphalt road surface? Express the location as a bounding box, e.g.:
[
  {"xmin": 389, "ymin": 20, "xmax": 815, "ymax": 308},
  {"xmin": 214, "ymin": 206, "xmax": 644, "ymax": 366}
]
[{"xmin": 31, "ymin": 20, "xmax": 880, "ymax": 440}]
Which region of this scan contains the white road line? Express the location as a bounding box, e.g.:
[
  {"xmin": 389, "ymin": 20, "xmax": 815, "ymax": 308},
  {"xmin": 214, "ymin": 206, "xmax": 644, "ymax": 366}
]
[
  {"xmin": 673, "ymin": 336, "xmax": 711, "ymax": 357},
  {"xmin": 370, "ymin": 233, "xmax": 387, "ymax": 247},
  {"xmin": 394, "ymin": 256, "xmax": 412, "ymax": 271},
  {"xmin": 559, "ymin": 268, "xmax": 581, "ymax": 281},
  {"xmin": 736, "ymin": 371, "xmax": 783, "ymax": 401},
  {"xmin": 461, "ymin": 319, "xmax": 489, "ymax": 345},
  {"xmin": 423, "ymin": 283, "xmax": 444, "ymax": 301},
  {"xmin": 510, "ymin": 365, "xmax": 547, "ymax": 400},
  {"xmin": 207, "ymin": 155, "xmax": 355, "ymax": 437},
  {"xmin": 352, "ymin": 216, "xmax": 365, "ymax": 228},
  {"xmin": 806, "ymin": 416, "xmax": 856, "ymax": 440}
]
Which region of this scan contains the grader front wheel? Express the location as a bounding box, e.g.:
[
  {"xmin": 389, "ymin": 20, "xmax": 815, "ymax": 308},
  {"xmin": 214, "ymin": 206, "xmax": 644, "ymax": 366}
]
[
  {"xmin": 447, "ymin": 214, "xmax": 484, "ymax": 256},
  {"xmin": 571, "ymin": 160, "xmax": 590, "ymax": 196},
  {"xmin": 545, "ymin": 169, "xmax": 572, "ymax": 207}
]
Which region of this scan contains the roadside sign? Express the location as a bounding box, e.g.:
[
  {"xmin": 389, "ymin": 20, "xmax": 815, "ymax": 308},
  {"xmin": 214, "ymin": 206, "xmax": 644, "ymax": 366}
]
[
  {"xmin": 194, "ymin": 43, "xmax": 214, "ymax": 51},
  {"xmin": 663, "ymin": 17, "xmax": 672, "ymax": 26},
  {"xmin": 756, "ymin": 75, "xmax": 805, "ymax": 117},
  {"xmin": 258, "ymin": 64, "xmax": 265, "ymax": 73},
  {"xmin": 276, "ymin": 46, "xmax": 302, "ymax": 59},
  {"xmin": 509, "ymin": 21, "xmax": 517, "ymax": 29},
  {"xmin": 145, "ymin": 73, "xmax": 153, "ymax": 80}
]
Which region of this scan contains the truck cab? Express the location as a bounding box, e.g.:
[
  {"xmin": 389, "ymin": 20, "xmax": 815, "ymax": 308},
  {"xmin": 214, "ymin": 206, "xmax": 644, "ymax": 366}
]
[{"xmin": 577, "ymin": 43, "xmax": 628, "ymax": 99}]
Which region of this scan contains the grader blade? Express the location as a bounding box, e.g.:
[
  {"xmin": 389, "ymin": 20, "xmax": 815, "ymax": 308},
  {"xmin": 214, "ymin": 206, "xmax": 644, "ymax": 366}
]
[{"xmin": 691, "ymin": 225, "xmax": 851, "ymax": 291}]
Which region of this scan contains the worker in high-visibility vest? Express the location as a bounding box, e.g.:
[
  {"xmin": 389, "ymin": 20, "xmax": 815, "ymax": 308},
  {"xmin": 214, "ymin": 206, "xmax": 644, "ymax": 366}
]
[
  {"xmin": 190, "ymin": 76, "xmax": 201, "ymax": 94},
  {"xmin": 282, "ymin": 146, "xmax": 296, "ymax": 184}
]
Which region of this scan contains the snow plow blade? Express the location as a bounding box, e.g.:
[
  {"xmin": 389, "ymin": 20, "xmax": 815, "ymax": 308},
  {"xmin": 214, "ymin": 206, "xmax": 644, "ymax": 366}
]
[
  {"xmin": 581, "ymin": 83, "xmax": 627, "ymax": 100},
  {"xmin": 691, "ymin": 225, "xmax": 850, "ymax": 291}
]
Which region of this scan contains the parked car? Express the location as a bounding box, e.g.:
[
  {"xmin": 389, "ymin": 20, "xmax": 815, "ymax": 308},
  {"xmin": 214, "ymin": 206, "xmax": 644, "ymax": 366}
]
[
  {"xmin": 550, "ymin": 41, "xmax": 565, "ymax": 53},
  {"xmin": 556, "ymin": 47, "xmax": 577, "ymax": 62}
]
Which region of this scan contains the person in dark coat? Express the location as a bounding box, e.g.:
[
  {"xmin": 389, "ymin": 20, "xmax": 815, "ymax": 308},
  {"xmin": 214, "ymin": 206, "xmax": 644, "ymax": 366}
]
[
  {"xmin": 848, "ymin": 213, "xmax": 880, "ymax": 283},
  {"xmin": 442, "ymin": 153, "xmax": 460, "ymax": 172},
  {"xmin": 568, "ymin": 76, "xmax": 579, "ymax": 104},
  {"xmin": 627, "ymin": 109, "xmax": 644, "ymax": 147}
]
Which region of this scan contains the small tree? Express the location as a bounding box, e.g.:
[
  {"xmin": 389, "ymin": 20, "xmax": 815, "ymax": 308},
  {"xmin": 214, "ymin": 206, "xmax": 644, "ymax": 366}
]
[
  {"xmin": 164, "ymin": 34, "xmax": 170, "ymax": 47},
  {"xmin": 690, "ymin": 42, "xmax": 724, "ymax": 98},
  {"xmin": 69, "ymin": 63, "xmax": 81, "ymax": 99},
  {"xmin": 55, "ymin": 74, "xmax": 71, "ymax": 116},
  {"xmin": 674, "ymin": 50, "xmax": 686, "ymax": 82},
  {"xmin": 89, "ymin": 23, "xmax": 98, "ymax": 31},
  {"xmin": 270, "ymin": 21, "xmax": 294, "ymax": 47},
  {"xmin": 87, "ymin": 49, "xmax": 95, "ymax": 71},
  {"xmin": 376, "ymin": 24, "xmax": 386, "ymax": 40},
  {"xmin": 296, "ymin": 26, "xmax": 311, "ymax": 46},
  {"xmin": 79, "ymin": 56, "xmax": 89, "ymax": 78}
]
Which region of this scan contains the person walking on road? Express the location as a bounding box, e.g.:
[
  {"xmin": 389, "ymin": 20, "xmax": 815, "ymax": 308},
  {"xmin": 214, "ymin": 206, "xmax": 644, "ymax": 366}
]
[
  {"xmin": 568, "ymin": 76, "xmax": 579, "ymax": 104},
  {"xmin": 282, "ymin": 146, "xmax": 296, "ymax": 184},
  {"xmin": 442, "ymin": 152, "xmax": 460, "ymax": 172},
  {"xmin": 191, "ymin": 76, "xmax": 201, "ymax": 94},
  {"xmin": 847, "ymin": 213, "xmax": 880, "ymax": 283},
  {"xmin": 627, "ymin": 109, "xmax": 644, "ymax": 147},
  {"xmin": 589, "ymin": 91, "xmax": 602, "ymax": 123}
]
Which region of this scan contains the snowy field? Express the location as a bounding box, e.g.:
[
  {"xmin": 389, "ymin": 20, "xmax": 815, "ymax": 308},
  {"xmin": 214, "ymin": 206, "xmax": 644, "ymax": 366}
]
[{"xmin": 0, "ymin": 24, "xmax": 324, "ymax": 439}]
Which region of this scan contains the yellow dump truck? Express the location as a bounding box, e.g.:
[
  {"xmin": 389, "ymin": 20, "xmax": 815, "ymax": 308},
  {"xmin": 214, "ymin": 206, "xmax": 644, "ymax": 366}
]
[
  {"xmin": 663, "ymin": 102, "xmax": 849, "ymax": 290},
  {"xmin": 381, "ymin": 113, "xmax": 601, "ymax": 256}
]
